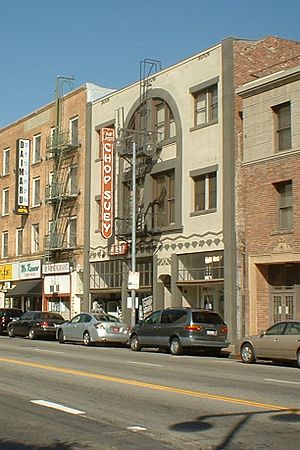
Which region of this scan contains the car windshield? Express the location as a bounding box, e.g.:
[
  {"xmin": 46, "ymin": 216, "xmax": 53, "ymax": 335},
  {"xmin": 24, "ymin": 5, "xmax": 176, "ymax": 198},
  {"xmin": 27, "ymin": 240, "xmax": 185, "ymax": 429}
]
[
  {"xmin": 192, "ymin": 311, "xmax": 224, "ymax": 325},
  {"xmin": 93, "ymin": 314, "xmax": 118, "ymax": 323},
  {"xmin": 39, "ymin": 313, "xmax": 63, "ymax": 320}
]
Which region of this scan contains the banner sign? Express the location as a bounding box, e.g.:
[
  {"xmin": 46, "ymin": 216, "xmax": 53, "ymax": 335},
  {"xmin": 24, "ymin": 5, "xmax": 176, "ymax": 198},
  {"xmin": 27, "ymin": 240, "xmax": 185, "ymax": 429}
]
[
  {"xmin": 15, "ymin": 138, "xmax": 30, "ymax": 214},
  {"xmin": 42, "ymin": 262, "xmax": 70, "ymax": 274},
  {"xmin": 20, "ymin": 259, "xmax": 41, "ymax": 279},
  {"xmin": 0, "ymin": 264, "xmax": 13, "ymax": 281},
  {"xmin": 100, "ymin": 128, "xmax": 114, "ymax": 239}
]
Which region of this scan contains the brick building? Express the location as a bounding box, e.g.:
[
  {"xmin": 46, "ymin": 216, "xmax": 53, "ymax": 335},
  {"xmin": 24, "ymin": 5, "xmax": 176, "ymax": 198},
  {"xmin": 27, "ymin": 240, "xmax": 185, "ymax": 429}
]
[
  {"xmin": 0, "ymin": 82, "xmax": 112, "ymax": 318},
  {"xmin": 237, "ymin": 64, "xmax": 300, "ymax": 335}
]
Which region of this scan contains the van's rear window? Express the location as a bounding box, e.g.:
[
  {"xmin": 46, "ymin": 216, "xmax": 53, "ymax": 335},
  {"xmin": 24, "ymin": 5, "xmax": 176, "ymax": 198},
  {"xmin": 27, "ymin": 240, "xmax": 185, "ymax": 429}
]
[{"xmin": 192, "ymin": 312, "xmax": 223, "ymax": 325}]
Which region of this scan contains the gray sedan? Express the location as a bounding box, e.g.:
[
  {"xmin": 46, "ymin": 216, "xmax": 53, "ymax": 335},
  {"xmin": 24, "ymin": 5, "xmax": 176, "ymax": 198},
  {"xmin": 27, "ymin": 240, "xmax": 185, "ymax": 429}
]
[
  {"xmin": 240, "ymin": 320, "xmax": 300, "ymax": 368},
  {"xmin": 56, "ymin": 313, "xmax": 130, "ymax": 346}
]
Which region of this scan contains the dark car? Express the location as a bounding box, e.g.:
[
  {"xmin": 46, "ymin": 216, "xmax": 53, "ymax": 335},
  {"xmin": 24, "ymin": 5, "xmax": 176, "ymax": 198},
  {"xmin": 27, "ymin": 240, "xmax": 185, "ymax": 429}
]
[
  {"xmin": 7, "ymin": 311, "xmax": 65, "ymax": 340},
  {"xmin": 129, "ymin": 307, "xmax": 229, "ymax": 355},
  {"xmin": 0, "ymin": 308, "xmax": 23, "ymax": 334},
  {"xmin": 240, "ymin": 320, "xmax": 300, "ymax": 368}
]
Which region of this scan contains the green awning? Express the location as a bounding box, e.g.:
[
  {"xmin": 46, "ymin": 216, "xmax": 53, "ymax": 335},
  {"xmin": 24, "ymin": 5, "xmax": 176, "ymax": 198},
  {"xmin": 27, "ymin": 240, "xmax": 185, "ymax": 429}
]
[{"xmin": 7, "ymin": 280, "xmax": 42, "ymax": 297}]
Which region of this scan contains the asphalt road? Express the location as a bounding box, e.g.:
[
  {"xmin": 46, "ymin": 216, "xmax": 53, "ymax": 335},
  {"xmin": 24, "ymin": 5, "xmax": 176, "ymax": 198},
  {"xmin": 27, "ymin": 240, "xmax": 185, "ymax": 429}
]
[{"xmin": 0, "ymin": 336, "xmax": 299, "ymax": 450}]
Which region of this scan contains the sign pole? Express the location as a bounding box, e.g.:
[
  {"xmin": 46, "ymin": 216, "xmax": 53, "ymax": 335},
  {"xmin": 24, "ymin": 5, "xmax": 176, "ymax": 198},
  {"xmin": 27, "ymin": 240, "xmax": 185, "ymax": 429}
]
[{"xmin": 131, "ymin": 141, "xmax": 136, "ymax": 328}]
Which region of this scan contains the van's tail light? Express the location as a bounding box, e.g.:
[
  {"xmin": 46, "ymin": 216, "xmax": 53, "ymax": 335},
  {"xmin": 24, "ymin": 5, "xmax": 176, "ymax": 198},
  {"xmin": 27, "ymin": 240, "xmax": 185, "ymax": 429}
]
[
  {"xmin": 40, "ymin": 321, "xmax": 49, "ymax": 327},
  {"xmin": 220, "ymin": 325, "xmax": 228, "ymax": 334},
  {"xmin": 185, "ymin": 325, "xmax": 203, "ymax": 331}
]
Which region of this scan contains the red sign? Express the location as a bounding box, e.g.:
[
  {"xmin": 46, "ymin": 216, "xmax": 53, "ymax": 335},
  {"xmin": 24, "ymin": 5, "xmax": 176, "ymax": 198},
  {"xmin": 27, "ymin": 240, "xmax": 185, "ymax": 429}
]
[
  {"xmin": 100, "ymin": 128, "xmax": 114, "ymax": 239},
  {"xmin": 108, "ymin": 242, "xmax": 129, "ymax": 256}
]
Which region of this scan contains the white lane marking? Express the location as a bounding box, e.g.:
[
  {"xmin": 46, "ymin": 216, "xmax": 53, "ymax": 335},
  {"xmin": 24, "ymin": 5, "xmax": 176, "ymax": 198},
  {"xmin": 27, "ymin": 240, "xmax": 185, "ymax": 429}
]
[
  {"xmin": 264, "ymin": 378, "xmax": 300, "ymax": 385},
  {"xmin": 34, "ymin": 349, "xmax": 64, "ymax": 354},
  {"xmin": 31, "ymin": 400, "xmax": 85, "ymax": 415},
  {"xmin": 127, "ymin": 425, "xmax": 147, "ymax": 432},
  {"xmin": 126, "ymin": 361, "xmax": 162, "ymax": 367}
]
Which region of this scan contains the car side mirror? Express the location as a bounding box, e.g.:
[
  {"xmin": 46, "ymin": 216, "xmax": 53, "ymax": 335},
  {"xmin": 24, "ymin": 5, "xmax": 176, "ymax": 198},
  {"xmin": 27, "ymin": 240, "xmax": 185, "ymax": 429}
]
[{"xmin": 259, "ymin": 330, "xmax": 266, "ymax": 338}]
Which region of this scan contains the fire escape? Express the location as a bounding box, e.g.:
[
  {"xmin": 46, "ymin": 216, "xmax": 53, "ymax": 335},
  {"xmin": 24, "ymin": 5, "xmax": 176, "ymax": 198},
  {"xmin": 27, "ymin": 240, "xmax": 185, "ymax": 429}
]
[
  {"xmin": 44, "ymin": 76, "xmax": 79, "ymax": 263},
  {"xmin": 115, "ymin": 59, "xmax": 162, "ymax": 240}
]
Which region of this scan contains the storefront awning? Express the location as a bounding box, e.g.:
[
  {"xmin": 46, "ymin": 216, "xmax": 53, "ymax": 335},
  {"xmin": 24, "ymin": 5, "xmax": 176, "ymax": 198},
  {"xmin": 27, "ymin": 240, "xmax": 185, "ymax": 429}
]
[{"xmin": 7, "ymin": 280, "xmax": 42, "ymax": 297}]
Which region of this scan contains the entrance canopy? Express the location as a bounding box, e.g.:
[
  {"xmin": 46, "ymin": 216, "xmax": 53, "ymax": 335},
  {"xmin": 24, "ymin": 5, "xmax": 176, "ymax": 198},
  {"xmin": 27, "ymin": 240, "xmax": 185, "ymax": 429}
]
[{"xmin": 7, "ymin": 280, "xmax": 42, "ymax": 297}]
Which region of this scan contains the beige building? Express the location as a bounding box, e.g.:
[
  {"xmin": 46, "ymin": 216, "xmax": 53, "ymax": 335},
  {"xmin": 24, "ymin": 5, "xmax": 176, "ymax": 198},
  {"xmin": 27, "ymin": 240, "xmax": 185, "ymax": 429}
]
[
  {"xmin": 0, "ymin": 81, "xmax": 112, "ymax": 318},
  {"xmin": 88, "ymin": 36, "xmax": 300, "ymax": 344},
  {"xmin": 237, "ymin": 65, "xmax": 300, "ymax": 335}
]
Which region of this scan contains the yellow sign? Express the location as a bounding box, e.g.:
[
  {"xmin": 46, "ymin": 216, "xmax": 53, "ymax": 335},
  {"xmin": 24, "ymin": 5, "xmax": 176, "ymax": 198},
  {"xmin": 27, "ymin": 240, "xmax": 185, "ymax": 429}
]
[{"xmin": 0, "ymin": 264, "xmax": 13, "ymax": 281}]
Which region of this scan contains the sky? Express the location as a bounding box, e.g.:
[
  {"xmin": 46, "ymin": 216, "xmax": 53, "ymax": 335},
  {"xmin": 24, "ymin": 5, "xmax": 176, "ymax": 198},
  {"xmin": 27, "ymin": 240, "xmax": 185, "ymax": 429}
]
[{"xmin": 1, "ymin": 0, "xmax": 300, "ymax": 129}]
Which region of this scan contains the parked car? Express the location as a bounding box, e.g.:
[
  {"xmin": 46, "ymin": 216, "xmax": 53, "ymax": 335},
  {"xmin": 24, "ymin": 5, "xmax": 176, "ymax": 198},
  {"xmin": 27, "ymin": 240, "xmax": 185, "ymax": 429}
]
[
  {"xmin": 129, "ymin": 307, "xmax": 229, "ymax": 355},
  {"xmin": 56, "ymin": 312, "xmax": 130, "ymax": 346},
  {"xmin": 240, "ymin": 320, "xmax": 300, "ymax": 368},
  {"xmin": 0, "ymin": 308, "xmax": 23, "ymax": 334},
  {"xmin": 7, "ymin": 311, "xmax": 65, "ymax": 340}
]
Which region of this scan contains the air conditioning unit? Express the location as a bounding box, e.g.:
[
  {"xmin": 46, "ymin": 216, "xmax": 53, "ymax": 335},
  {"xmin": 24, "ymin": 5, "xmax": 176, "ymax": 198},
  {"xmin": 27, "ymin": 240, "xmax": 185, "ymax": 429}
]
[
  {"xmin": 4, "ymin": 281, "xmax": 12, "ymax": 290},
  {"xmin": 50, "ymin": 284, "xmax": 59, "ymax": 294}
]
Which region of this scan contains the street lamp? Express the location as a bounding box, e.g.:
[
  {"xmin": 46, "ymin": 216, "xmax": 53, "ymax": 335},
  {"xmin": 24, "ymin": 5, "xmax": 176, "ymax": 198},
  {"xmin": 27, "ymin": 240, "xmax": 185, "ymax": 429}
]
[
  {"xmin": 115, "ymin": 135, "xmax": 138, "ymax": 328},
  {"xmin": 130, "ymin": 140, "xmax": 137, "ymax": 328},
  {"xmin": 116, "ymin": 127, "xmax": 157, "ymax": 328}
]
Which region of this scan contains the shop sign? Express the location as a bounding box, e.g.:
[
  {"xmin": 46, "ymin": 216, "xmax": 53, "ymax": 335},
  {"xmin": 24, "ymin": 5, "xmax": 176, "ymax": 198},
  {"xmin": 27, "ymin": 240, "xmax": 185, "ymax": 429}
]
[
  {"xmin": 142, "ymin": 295, "xmax": 153, "ymax": 316},
  {"xmin": 44, "ymin": 274, "xmax": 70, "ymax": 295},
  {"xmin": 100, "ymin": 128, "xmax": 114, "ymax": 239},
  {"xmin": 20, "ymin": 260, "xmax": 41, "ymax": 279},
  {"xmin": 15, "ymin": 138, "xmax": 30, "ymax": 215},
  {"xmin": 0, "ymin": 264, "xmax": 13, "ymax": 281},
  {"xmin": 42, "ymin": 262, "xmax": 70, "ymax": 274},
  {"xmin": 128, "ymin": 271, "xmax": 140, "ymax": 290},
  {"xmin": 108, "ymin": 242, "xmax": 129, "ymax": 256}
]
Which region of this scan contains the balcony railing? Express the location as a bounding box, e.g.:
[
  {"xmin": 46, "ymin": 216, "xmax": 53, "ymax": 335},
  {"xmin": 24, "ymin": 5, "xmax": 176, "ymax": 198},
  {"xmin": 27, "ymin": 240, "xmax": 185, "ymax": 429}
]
[
  {"xmin": 46, "ymin": 130, "xmax": 80, "ymax": 156},
  {"xmin": 44, "ymin": 233, "xmax": 77, "ymax": 251},
  {"xmin": 177, "ymin": 267, "xmax": 224, "ymax": 282},
  {"xmin": 45, "ymin": 183, "xmax": 79, "ymax": 202}
]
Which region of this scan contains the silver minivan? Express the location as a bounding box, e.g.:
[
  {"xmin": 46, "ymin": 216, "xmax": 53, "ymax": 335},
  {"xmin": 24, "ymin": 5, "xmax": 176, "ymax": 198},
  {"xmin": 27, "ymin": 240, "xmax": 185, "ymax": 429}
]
[{"xmin": 129, "ymin": 308, "xmax": 229, "ymax": 355}]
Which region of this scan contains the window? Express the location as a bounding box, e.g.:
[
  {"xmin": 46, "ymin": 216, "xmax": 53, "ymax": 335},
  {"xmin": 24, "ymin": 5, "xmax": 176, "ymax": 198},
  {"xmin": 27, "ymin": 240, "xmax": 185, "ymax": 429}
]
[
  {"xmin": 68, "ymin": 217, "xmax": 77, "ymax": 247},
  {"xmin": 3, "ymin": 148, "xmax": 10, "ymax": 176},
  {"xmin": 275, "ymin": 181, "xmax": 293, "ymax": 230},
  {"xmin": 193, "ymin": 171, "xmax": 217, "ymax": 212},
  {"xmin": 153, "ymin": 171, "xmax": 175, "ymax": 228},
  {"xmin": 265, "ymin": 322, "xmax": 286, "ymax": 336},
  {"xmin": 154, "ymin": 100, "xmax": 176, "ymax": 143},
  {"xmin": 2, "ymin": 231, "xmax": 8, "ymax": 258},
  {"xmin": 70, "ymin": 117, "xmax": 79, "ymax": 146},
  {"xmin": 33, "ymin": 134, "xmax": 41, "ymax": 163},
  {"xmin": 68, "ymin": 166, "xmax": 78, "ymax": 195},
  {"xmin": 90, "ymin": 260, "xmax": 122, "ymax": 289},
  {"xmin": 16, "ymin": 228, "xmax": 23, "ymax": 256},
  {"xmin": 273, "ymin": 102, "xmax": 291, "ymax": 151},
  {"xmin": 144, "ymin": 310, "xmax": 161, "ymax": 325},
  {"xmin": 32, "ymin": 223, "xmax": 40, "ymax": 253},
  {"xmin": 32, "ymin": 177, "xmax": 41, "ymax": 207},
  {"xmin": 193, "ymin": 84, "xmax": 218, "ymax": 127},
  {"xmin": 2, "ymin": 188, "xmax": 9, "ymax": 215},
  {"xmin": 50, "ymin": 127, "xmax": 56, "ymax": 144}
]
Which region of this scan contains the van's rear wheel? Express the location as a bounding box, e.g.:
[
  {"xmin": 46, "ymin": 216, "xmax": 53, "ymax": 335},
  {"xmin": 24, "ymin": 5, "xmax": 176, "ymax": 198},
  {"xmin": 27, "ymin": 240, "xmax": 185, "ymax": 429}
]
[{"xmin": 170, "ymin": 337, "xmax": 183, "ymax": 355}]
